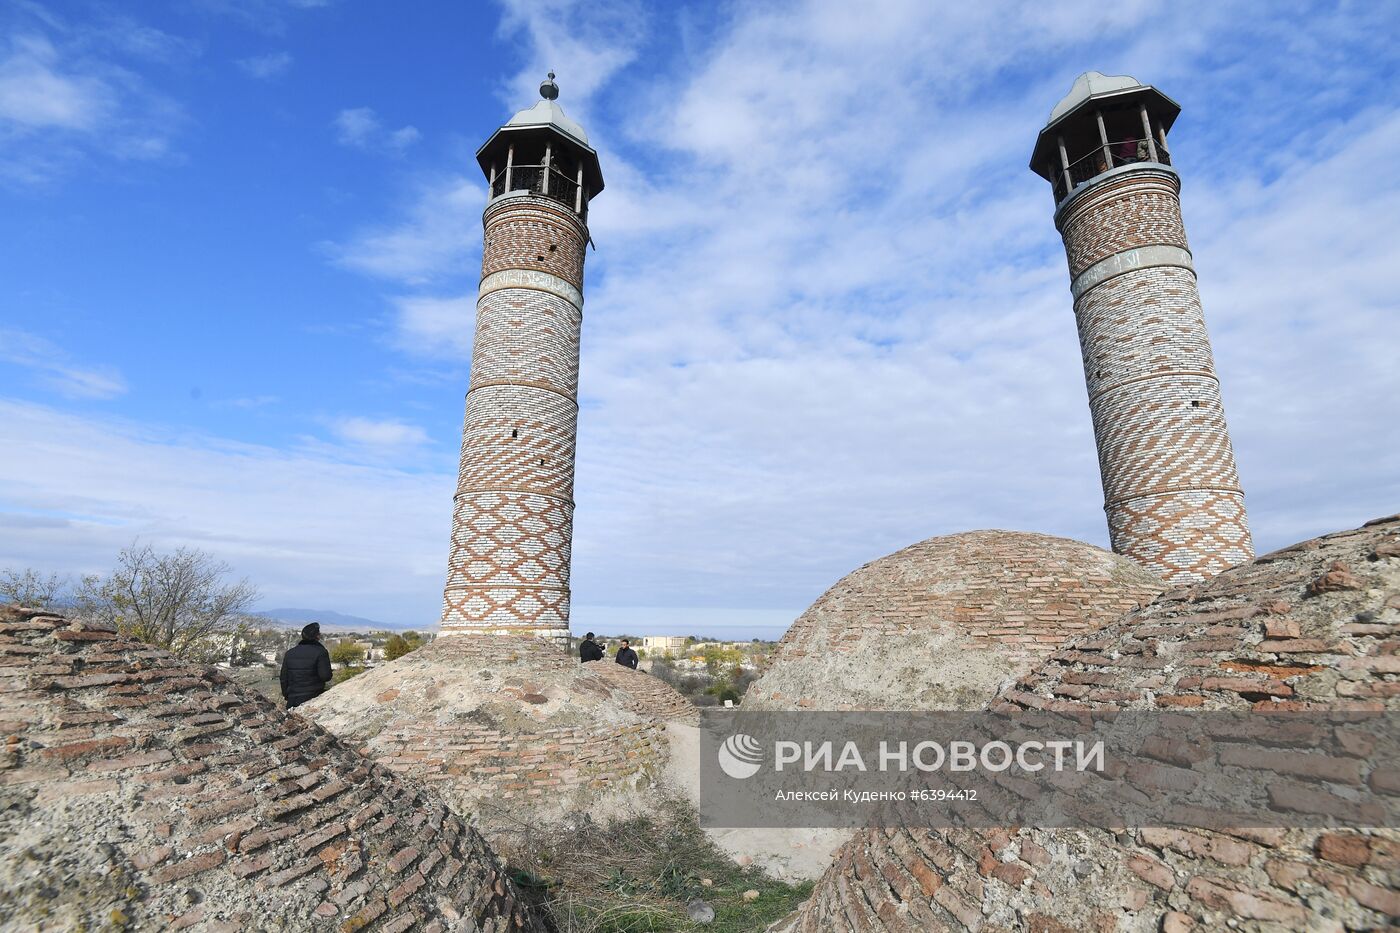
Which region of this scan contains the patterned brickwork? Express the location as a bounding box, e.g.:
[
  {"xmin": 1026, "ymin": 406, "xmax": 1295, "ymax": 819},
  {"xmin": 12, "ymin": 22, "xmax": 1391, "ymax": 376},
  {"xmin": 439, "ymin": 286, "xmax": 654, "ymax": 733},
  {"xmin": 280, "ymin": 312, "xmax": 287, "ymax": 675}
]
[
  {"xmin": 1058, "ymin": 166, "xmax": 1253, "ymax": 584},
  {"xmin": 456, "ymin": 387, "xmax": 577, "ymax": 497},
  {"xmin": 479, "ymin": 196, "xmax": 586, "ymax": 293},
  {"xmin": 442, "ymin": 190, "xmax": 590, "ymax": 637},
  {"xmin": 746, "ymin": 531, "xmax": 1165, "ymax": 712},
  {"xmin": 0, "ymin": 604, "xmax": 540, "ymax": 932},
  {"xmin": 468, "ymin": 287, "xmax": 581, "ymax": 394},
  {"xmin": 1059, "ymin": 171, "xmax": 1191, "ymax": 279},
  {"xmin": 772, "ymin": 514, "xmax": 1400, "ymax": 933}
]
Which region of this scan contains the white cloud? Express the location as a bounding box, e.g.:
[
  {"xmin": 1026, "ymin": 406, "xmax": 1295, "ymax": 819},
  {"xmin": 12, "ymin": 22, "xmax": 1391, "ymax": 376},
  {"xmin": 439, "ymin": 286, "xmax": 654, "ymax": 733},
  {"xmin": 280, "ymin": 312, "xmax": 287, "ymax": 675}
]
[
  {"xmin": 0, "ymin": 14, "xmax": 185, "ymax": 185},
  {"xmin": 0, "ymin": 399, "xmax": 447, "ymax": 626},
  {"xmin": 440, "ymin": 0, "xmax": 1399, "ymax": 615},
  {"xmin": 332, "ymin": 106, "xmax": 420, "ymax": 153},
  {"xmin": 387, "ymin": 125, "xmax": 420, "ymax": 149},
  {"xmin": 0, "ymin": 34, "xmax": 109, "ymax": 130},
  {"xmin": 325, "ymin": 175, "xmax": 484, "ymax": 285},
  {"xmin": 495, "ymin": 0, "xmax": 646, "ymax": 121},
  {"xmin": 391, "ymin": 294, "xmax": 476, "ymax": 358},
  {"xmin": 333, "ymin": 106, "xmax": 376, "ymax": 146},
  {"xmin": 236, "ymin": 50, "xmax": 292, "ymax": 79},
  {"xmin": 0, "ymin": 329, "xmax": 127, "ymax": 400},
  {"xmin": 330, "ymin": 416, "xmax": 431, "ymax": 450}
]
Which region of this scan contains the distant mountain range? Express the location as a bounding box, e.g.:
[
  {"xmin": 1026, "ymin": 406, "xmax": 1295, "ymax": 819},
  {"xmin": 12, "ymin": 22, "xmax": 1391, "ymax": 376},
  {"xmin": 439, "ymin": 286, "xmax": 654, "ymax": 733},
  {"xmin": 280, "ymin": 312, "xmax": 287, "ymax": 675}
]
[{"xmin": 254, "ymin": 608, "xmax": 423, "ymax": 633}]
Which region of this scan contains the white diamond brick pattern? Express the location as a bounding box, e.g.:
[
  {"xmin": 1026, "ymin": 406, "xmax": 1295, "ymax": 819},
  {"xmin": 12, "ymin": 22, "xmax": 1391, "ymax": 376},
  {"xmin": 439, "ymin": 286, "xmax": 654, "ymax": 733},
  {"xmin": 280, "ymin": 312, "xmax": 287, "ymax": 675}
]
[
  {"xmin": 442, "ymin": 194, "xmax": 588, "ymax": 636},
  {"xmin": 1060, "ymin": 168, "xmax": 1253, "ymax": 586}
]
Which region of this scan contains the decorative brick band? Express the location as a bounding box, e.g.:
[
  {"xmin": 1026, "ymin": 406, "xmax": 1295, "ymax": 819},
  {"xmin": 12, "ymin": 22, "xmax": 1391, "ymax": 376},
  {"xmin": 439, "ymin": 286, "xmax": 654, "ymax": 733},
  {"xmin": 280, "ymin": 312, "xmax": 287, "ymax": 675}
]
[
  {"xmin": 1058, "ymin": 165, "xmax": 1252, "ymax": 584},
  {"xmin": 479, "ymin": 269, "xmax": 584, "ymax": 309},
  {"xmin": 480, "ymin": 195, "xmax": 587, "ymax": 292},
  {"xmin": 1070, "ymin": 243, "xmax": 1194, "ymax": 299}
]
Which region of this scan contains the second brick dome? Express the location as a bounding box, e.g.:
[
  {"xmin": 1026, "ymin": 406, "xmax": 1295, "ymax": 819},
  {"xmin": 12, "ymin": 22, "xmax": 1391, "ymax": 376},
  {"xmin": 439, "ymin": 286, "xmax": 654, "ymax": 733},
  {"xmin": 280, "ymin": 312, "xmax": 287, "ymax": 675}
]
[{"xmin": 747, "ymin": 530, "xmax": 1166, "ymax": 711}]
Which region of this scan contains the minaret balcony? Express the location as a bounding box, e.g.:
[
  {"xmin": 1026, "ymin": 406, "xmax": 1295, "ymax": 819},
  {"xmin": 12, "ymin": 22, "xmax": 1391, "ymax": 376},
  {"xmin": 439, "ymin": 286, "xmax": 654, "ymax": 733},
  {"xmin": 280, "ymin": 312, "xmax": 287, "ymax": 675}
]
[
  {"xmin": 1051, "ymin": 138, "xmax": 1172, "ymax": 205},
  {"xmin": 489, "ymin": 164, "xmax": 588, "ymax": 219}
]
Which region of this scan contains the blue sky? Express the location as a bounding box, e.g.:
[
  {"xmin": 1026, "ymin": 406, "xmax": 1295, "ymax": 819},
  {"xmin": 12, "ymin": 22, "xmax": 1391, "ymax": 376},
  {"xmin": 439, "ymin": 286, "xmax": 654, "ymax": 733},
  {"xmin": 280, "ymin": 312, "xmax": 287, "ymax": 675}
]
[{"xmin": 1, "ymin": 0, "xmax": 1397, "ymax": 636}]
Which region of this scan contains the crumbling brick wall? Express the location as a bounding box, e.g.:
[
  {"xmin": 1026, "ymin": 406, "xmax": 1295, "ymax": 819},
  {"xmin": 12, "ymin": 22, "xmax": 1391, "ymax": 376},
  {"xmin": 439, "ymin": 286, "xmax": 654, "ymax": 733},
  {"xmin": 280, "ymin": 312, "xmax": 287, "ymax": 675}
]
[
  {"xmin": 772, "ymin": 514, "xmax": 1400, "ymax": 932},
  {"xmin": 0, "ymin": 605, "xmax": 540, "ymax": 932}
]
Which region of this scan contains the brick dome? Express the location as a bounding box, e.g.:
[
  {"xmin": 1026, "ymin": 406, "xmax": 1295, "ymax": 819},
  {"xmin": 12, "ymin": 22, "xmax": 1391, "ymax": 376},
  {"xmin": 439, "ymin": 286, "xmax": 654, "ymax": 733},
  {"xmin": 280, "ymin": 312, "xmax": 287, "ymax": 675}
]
[
  {"xmin": 0, "ymin": 605, "xmax": 537, "ymax": 932},
  {"xmin": 304, "ymin": 633, "xmax": 697, "ymax": 840},
  {"xmin": 747, "ymin": 530, "xmax": 1166, "ymax": 711},
  {"xmin": 772, "ymin": 514, "xmax": 1400, "ymax": 932}
]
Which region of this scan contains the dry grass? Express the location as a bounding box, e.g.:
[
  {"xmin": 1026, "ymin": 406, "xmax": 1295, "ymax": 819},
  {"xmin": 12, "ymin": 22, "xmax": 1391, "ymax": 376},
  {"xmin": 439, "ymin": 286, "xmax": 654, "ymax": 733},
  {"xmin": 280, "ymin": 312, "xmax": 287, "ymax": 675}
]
[{"xmin": 497, "ymin": 797, "xmax": 811, "ymax": 932}]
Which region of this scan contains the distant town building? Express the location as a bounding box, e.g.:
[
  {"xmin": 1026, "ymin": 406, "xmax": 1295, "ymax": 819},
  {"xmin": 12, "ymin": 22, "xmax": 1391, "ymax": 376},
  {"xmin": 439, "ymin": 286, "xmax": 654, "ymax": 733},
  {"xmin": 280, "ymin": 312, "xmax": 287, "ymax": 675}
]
[
  {"xmin": 1031, "ymin": 72, "xmax": 1253, "ymax": 584},
  {"xmin": 640, "ymin": 635, "xmax": 688, "ymax": 655}
]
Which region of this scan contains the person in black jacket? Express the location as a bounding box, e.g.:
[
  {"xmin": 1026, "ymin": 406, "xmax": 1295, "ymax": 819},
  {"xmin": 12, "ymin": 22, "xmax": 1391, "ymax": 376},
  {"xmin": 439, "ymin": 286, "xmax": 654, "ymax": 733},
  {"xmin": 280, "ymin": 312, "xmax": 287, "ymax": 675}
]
[
  {"xmin": 280, "ymin": 622, "xmax": 332, "ymax": 708},
  {"xmin": 578, "ymin": 632, "xmax": 603, "ymax": 663},
  {"xmin": 615, "ymin": 639, "xmax": 638, "ymax": 670}
]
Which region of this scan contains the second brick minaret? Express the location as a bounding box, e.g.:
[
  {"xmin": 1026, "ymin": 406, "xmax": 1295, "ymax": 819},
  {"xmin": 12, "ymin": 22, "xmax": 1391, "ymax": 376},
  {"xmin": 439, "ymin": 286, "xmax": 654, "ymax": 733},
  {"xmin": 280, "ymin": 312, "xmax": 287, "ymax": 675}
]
[
  {"xmin": 441, "ymin": 74, "xmax": 602, "ymax": 638},
  {"xmin": 1032, "ymin": 72, "xmax": 1252, "ymax": 585}
]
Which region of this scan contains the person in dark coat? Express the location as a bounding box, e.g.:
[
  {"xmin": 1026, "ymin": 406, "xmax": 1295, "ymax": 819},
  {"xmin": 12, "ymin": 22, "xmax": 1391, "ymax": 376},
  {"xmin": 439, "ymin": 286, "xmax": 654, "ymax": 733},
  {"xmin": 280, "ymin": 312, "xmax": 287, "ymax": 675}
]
[
  {"xmin": 615, "ymin": 639, "xmax": 638, "ymax": 670},
  {"xmin": 280, "ymin": 622, "xmax": 332, "ymax": 708},
  {"xmin": 579, "ymin": 631, "xmax": 604, "ymax": 663}
]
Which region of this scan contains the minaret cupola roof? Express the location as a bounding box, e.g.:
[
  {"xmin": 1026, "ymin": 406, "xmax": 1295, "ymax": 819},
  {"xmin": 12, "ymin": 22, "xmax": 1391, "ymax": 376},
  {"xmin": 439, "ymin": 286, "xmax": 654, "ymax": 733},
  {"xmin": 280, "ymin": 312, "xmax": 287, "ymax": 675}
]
[
  {"xmin": 475, "ymin": 72, "xmax": 604, "ymax": 196},
  {"xmin": 1029, "ymin": 71, "xmax": 1180, "ymax": 173}
]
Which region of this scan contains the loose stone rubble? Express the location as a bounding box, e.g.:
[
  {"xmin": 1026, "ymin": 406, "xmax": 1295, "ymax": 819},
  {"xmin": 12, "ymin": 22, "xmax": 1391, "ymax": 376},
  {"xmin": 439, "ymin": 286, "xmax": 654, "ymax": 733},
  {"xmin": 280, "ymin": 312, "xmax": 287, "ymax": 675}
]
[
  {"xmin": 0, "ymin": 604, "xmax": 539, "ymax": 932},
  {"xmin": 771, "ymin": 514, "xmax": 1400, "ymax": 932},
  {"xmin": 747, "ymin": 530, "xmax": 1166, "ymax": 712}
]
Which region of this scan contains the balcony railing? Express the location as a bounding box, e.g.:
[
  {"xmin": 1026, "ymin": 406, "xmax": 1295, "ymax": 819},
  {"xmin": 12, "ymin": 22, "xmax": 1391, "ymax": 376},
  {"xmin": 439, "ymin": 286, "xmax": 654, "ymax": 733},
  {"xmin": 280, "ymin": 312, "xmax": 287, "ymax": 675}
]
[
  {"xmin": 490, "ymin": 163, "xmax": 586, "ymax": 218},
  {"xmin": 1051, "ymin": 137, "xmax": 1171, "ymax": 204}
]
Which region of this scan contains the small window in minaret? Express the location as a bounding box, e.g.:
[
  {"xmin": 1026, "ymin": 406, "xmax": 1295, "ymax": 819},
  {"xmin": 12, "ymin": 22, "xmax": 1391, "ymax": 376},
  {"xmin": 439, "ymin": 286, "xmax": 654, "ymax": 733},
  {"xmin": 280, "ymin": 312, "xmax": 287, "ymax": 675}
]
[
  {"xmin": 539, "ymin": 458, "xmax": 545, "ymax": 466},
  {"xmin": 1191, "ymin": 400, "xmax": 1201, "ymax": 408},
  {"xmin": 511, "ymin": 429, "xmax": 519, "ymax": 439}
]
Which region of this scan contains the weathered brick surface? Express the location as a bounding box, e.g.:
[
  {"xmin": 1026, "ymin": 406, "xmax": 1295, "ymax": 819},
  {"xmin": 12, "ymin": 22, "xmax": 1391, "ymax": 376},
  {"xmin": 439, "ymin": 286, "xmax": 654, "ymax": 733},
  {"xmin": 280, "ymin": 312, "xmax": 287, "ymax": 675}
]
[
  {"xmin": 441, "ymin": 187, "xmax": 591, "ymax": 638},
  {"xmin": 1057, "ymin": 167, "xmax": 1253, "ymax": 585},
  {"xmin": 0, "ymin": 605, "xmax": 540, "ymax": 932},
  {"xmin": 772, "ymin": 514, "xmax": 1400, "ymax": 933},
  {"xmin": 305, "ymin": 631, "xmax": 697, "ymax": 840},
  {"xmin": 747, "ymin": 530, "xmax": 1165, "ymax": 711}
]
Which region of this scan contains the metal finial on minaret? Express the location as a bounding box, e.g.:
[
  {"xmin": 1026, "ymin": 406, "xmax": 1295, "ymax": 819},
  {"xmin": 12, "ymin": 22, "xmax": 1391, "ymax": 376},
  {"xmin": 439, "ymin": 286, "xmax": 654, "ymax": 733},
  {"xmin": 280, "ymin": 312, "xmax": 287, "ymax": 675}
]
[{"xmin": 540, "ymin": 71, "xmax": 559, "ymax": 100}]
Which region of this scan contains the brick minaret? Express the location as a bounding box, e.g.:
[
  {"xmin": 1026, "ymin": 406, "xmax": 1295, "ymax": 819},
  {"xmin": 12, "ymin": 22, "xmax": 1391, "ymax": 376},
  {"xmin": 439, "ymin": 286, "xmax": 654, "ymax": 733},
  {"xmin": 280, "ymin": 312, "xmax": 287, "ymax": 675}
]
[
  {"xmin": 1031, "ymin": 72, "xmax": 1252, "ymax": 585},
  {"xmin": 440, "ymin": 74, "xmax": 603, "ymax": 638}
]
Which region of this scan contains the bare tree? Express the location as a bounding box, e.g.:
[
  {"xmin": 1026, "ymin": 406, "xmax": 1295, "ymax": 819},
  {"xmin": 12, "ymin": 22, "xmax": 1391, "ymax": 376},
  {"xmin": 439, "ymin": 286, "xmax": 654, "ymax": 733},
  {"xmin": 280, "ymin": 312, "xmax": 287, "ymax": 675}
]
[
  {"xmin": 77, "ymin": 544, "xmax": 259, "ymax": 661},
  {"xmin": 0, "ymin": 568, "xmax": 66, "ymax": 608}
]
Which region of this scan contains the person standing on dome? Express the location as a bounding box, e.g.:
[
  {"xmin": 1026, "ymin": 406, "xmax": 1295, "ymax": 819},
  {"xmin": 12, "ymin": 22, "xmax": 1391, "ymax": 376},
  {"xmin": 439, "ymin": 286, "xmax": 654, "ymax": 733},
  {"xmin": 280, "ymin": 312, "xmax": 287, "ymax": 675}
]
[
  {"xmin": 578, "ymin": 631, "xmax": 604, "ymax": 663},
  {"xmin": 280, "ymin": 622, "xmax": 332, "ymax": 708},
  {"xmin": 614, "ymin": 639, "xmax": 638, "ymax": 669}
]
